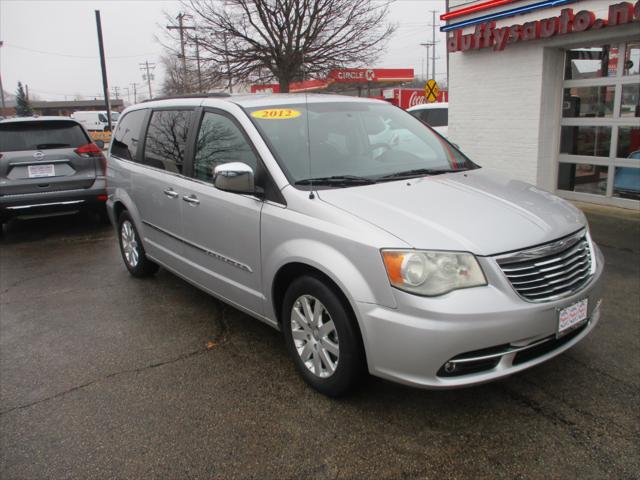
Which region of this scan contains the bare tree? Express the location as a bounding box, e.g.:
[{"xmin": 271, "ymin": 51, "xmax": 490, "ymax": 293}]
[
  {"xmin": 165, "ymin": 0, "xmax": 396, "ymax": 93},
  {"xmin": 160, "ymin": 48, "xmax": 225, "ymax": 96},
  {"xmin": 160, "ymin": 53, "xmax": 191, "ymax": 96}
]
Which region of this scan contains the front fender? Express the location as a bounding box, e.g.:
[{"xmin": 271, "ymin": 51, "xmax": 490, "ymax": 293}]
[{"xmin": 263, "ymin": 237, "xmax": 398, "ymax": 322}]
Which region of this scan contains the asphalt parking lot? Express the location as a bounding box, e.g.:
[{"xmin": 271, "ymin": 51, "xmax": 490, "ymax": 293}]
[{"xmin": 1, "ymin": 204, "xmax": 639, "ymax": 480}]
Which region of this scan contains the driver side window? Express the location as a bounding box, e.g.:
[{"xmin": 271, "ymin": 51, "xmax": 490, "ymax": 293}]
[{"xmin": 193, "ymin": 112, "xmax": 258, "ymax": 183}]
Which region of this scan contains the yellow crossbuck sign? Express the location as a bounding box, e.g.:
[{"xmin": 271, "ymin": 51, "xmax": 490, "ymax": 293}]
[{"xmin": 425, "ymin": 79, "xmax": 439, "ymax": 103}]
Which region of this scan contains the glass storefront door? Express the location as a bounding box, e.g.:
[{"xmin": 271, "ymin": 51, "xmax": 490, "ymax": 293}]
[{"xmin": 558, "ymin": 41, "xmax": 640, "ymax": 207}]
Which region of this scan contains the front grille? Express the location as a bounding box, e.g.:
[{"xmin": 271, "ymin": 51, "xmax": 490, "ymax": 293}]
[{"xmin": 496, "ymin": 231, "xmax": 593, "ymax": 302}]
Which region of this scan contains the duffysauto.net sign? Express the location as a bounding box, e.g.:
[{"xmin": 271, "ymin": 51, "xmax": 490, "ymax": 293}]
[{"xmin": 448, "ymin": 1, "xmax": 640, "ymax": 53}]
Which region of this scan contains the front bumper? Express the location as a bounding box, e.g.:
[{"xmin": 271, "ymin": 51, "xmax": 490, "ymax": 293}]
[
  {"xmin": 357, "ymin": 244, "xmax": 605, "ymax": 389},
  {"xmin": 0, "ymin": 180, "xmax": 107, "ymax": 221}
]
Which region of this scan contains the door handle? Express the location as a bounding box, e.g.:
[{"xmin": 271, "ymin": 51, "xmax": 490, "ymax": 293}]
[
  {"xmin": 163, "ymin": 188, "xmax": 179, "ymax": 198},
  {"xmin": 182, "ymin": 194, "xmax": 200, "ymax": 206}
]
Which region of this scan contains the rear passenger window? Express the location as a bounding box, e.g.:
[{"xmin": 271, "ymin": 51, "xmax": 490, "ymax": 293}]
[
  {"xmin": 193, "ymin": 112, "xmax": 258, "ymax": 182},
  {"xmin": 111, "ymin": 109, "xmax": 147, "ymax": 161},
  {"xmin": 143, "ymin": 110, "xmax": 192, "ymax": 173}
]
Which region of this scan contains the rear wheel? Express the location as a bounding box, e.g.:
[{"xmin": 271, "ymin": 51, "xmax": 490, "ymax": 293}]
[
  {"xmin": 118, "ymin": 211, "xmax": 158, "ymax": 277},
  {"xmin": 282, "ymin": 275, "xmax": 365, "ymax": 396}
]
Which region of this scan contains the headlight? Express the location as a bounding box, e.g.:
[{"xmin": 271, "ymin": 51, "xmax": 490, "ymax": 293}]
[{"xmin": 381, "ymin": 250, "xmax": 487, "ymax": 296}]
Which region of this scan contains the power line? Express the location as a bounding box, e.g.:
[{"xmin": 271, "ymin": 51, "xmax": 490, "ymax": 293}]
[{"xmin": 3, "ymin": 43, "xmax": 157, "ymax": 60}]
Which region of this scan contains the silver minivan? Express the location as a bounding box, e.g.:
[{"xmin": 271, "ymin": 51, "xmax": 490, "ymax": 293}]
[{"xmin": 106, "ymin": 94, "xmax": 604, "ymax": 396}]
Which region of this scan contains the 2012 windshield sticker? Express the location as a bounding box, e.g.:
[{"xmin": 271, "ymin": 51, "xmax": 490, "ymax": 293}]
[{"xmin": 251, "ymin": 109, "xmax": 301, "ymax": 119}]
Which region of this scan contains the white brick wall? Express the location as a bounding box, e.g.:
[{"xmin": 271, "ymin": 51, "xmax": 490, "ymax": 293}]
[{"xmin": 449, "ymin": 42, "xmax": 544, "ymax": 185}]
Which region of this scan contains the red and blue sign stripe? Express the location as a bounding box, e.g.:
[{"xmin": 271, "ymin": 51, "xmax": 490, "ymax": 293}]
[{"xmin": 441, "ymin": 0, "xmax": 581, "ymax": 32}]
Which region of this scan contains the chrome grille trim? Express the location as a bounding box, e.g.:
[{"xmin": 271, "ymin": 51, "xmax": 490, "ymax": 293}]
[{"xmin": 495, "ymin": 229, "xmax": 595, "ymax": 302}]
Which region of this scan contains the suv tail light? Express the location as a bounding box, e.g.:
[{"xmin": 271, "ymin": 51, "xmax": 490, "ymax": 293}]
[
  {"xmin": 75, "ymin": 142, "xmax": 103, "ymax": 158},
  {"xmin": 75, "ymin": 142, "xmax": 107, "ymax": 177}
]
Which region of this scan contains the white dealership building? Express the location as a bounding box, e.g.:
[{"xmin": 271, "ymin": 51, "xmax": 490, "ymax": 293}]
[{"xmin": 446, "ymin": 0, "xmax": 640, "ymax": 208}]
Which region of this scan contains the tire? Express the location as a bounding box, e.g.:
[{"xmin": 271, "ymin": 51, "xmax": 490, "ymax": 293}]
[
  {"xmin": 117, "ymin": 211, "xmax": 158, "ymax": 277},
  {"xmin": 282, "ymin": 274, "xmax": 365, "ymax": 397}
]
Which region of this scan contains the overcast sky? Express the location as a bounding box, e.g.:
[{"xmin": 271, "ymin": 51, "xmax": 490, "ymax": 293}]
[{"xmin": 1, "ymin": 0, "xmax": 448, "ymax": 103}]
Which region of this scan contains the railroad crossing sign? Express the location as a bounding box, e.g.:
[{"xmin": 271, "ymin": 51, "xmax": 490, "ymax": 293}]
[{"xmin": 425, "ymin": 79, "xmax": 439, "ymax": 103}]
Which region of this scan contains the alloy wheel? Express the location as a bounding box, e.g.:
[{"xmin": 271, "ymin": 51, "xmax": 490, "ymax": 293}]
[
  {"xmin": 120, "ymin": 220, "xmax": 139, "ymax": 268},
  {"xmin": 290, "ymin": 295, "xmax": 340, "ymax": 378}
]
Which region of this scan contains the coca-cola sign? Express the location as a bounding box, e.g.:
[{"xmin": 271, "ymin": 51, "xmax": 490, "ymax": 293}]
[
  {"xmin": 408, "ymin": 91, "xmax": 427, "ymax": 108},
  {"xmin": 392, "ymin": 89, "xmax": 448, "ymax": 110}
]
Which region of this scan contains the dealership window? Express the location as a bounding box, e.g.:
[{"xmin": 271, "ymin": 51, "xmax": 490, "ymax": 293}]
[{"xmin": 558, "ymin": 42, "xmax": 640, "ymax": 206}]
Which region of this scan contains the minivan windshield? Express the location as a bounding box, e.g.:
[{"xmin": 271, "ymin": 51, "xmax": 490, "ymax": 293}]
[{"xmin": 246, "ymin": 101, "xmax": 474, "ymax": 186}]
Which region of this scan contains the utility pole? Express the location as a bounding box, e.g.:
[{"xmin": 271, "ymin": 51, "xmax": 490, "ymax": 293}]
[
  {"xmin": 431, "ymin": 10, "xmax": 437, "ymax": 82},
  {"xmin": 167, "ymin": 13, "xmax": 195, "ymax": 93},
  {"xmin": 25, "ymin": 84, "xmax": 29, "ymax": 101},
  {"xmin": 95, "ymin": 10, "xmax": 112, "ymax": 131},
  {"xmin": 194, "ymin": 36, "xmax": 203, "ymax": 93},
  {"xmin": 123, "ymin": 87, "xmax": 130, "ymax": 104},
  {"xmin": 139, "ymin": 61, "xmax": 155, "ymax": 100},
  {"xmin": 223, "ymin": 33, "xmax": 232, "ymax": 94},
  {"xmin": 420, "ymin": 43, "xmax": 434, "ymax": 80},
  {"xmin": 130, "ymin": 82, "xmax": 138, "ymax": 103},
  {"xmin": 112, "ymin": 85, "xmax": 120, "ymax": 99}
]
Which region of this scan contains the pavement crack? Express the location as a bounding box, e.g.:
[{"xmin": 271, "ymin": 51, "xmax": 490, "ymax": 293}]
[
  {"xmin": 565, "ymin": 353, "xmax": 638, "ymax": 392},
  {"xmin": 0, "ymin": 347, "xmax": 212, "ymax": 416},
  {"xmin": 494, "ymin": 383, "xmax": 631, "ymax": 477}
]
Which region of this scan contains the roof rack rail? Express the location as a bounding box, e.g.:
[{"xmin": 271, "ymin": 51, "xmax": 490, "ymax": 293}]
[{"xmin": 142, "ymin": 92, "xmax": 231, "ymax": 103}]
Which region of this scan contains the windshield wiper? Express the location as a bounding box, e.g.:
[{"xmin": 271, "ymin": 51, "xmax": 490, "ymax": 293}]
[
  {"xmin": 377, "ymin": 168, "xmax": 467, "ymax": 180},
  {"xmin": 295, "ymin": 175, "xmax": 376, "ymax": 186}
]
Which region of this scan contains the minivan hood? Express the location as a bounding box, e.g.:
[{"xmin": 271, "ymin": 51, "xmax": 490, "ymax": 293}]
[{"xmin": 317, "ymin": 169, "xmax": 586, "ymax": 256}]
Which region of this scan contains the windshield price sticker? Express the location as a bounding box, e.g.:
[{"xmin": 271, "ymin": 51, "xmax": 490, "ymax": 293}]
[{"xmin": 251, "ymin": 108, "xmax": 301, "ymax": 120}]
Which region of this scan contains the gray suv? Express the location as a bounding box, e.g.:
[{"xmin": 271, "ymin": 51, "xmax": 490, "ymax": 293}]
[
  {"xmin": 106, "ymin": 94, "xmax": 604, "ymax": 396},
  {"xmin": 0, "ymin": 116, "xmax": 107, "ymax": 225}
]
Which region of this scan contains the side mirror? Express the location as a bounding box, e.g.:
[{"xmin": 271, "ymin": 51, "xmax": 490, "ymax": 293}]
[
  {"xmin": 214, "ymin": 162, "xmax": 255, "ymax": 194},
  {"xmin": 94, "ymin": 139, "xmax": 105, "ymax": 149}
]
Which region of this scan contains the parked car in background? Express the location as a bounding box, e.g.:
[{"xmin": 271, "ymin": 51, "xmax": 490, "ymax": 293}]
[
  {"xmin": 407, "ymin": 102, "xmax": 448, "ymax": 136},
  {"xmin": 71, "ymin": 110, "xmax": 119, "ymax": 132},
  {"xmin": 106, "ymin": 94, "xmax": 603, "ymax": 396},
  {"xmin": 0, "ymin": 116, "xmax": 108, "ymax": 226},
  {"xmin": 613, "ymin": 150, "xmax": 640, "ymax": 199}
]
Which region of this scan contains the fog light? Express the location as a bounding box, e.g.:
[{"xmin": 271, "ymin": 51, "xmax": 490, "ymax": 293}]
[{"xmin": 444, "ymin": 361, "xmax": 456, "ymax": 373}]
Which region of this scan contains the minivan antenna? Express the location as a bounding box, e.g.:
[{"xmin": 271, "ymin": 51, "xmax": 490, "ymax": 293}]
[
  {"xmin": 304, "ymin": 91, "xmax": 314, "ymax": 200},
  {"xmin": 302, "ymin": 52, "xmax": 314, "ymax": 199}
]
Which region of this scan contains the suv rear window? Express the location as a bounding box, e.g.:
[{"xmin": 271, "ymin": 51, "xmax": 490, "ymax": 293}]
[{"xmin": 0, "ymin": 120, "xmax": 89, "ymax": 152}]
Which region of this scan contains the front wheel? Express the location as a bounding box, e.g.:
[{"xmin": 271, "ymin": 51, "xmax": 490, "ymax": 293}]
[
  {"xmin": 118, "ymin": 211, "xmax": 158, "ymax": 277},
  {"xmin": 282, "ymin": 275, "xmax": 365, "ymax": 396}
]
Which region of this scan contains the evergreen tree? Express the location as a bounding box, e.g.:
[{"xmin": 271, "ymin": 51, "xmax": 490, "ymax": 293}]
[{"xmin": 16, "ymin": 81, "xmax": 33, "ymax": 117}]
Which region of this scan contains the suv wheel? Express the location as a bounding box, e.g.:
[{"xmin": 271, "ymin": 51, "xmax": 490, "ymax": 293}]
[
  {"xmin": 118, "ymin": 211, "xmax": 158, "ymax": 277},
  {"xmin": 282, "ymin": 275, "xmax": 365, "ymax": 396}
]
